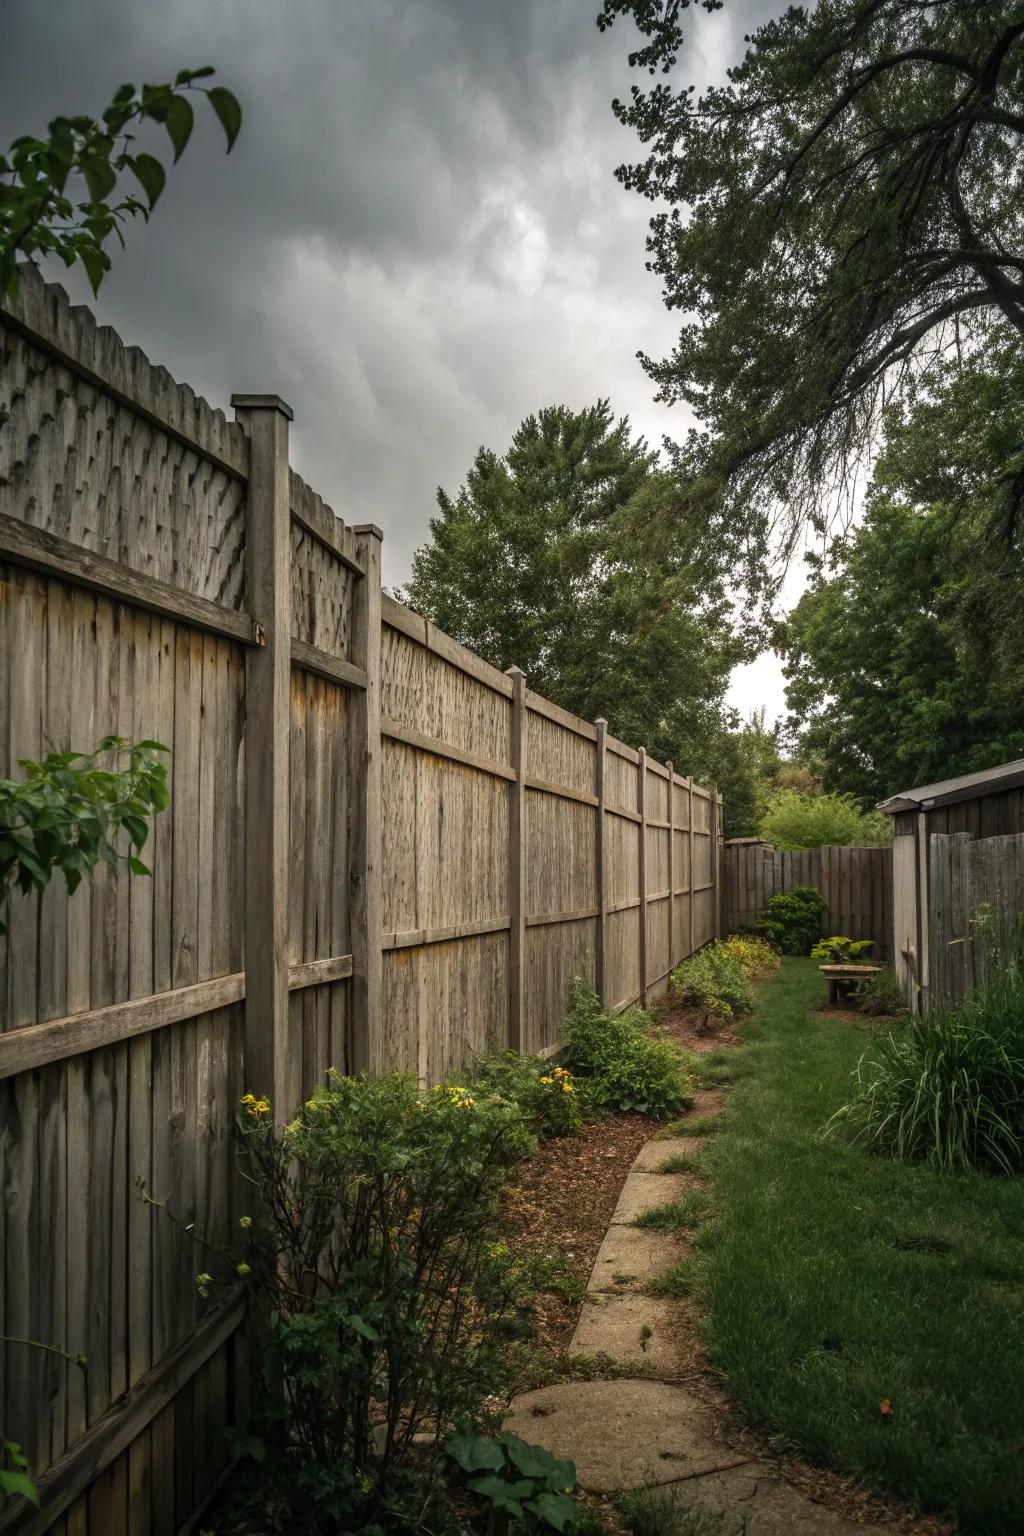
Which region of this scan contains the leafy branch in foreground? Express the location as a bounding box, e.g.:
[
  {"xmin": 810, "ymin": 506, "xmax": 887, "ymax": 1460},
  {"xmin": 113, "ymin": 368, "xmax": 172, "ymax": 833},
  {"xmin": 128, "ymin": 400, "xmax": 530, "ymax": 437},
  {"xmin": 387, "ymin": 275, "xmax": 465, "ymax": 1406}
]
[
  {"xmin": 0, "ymin": 69, "xmax": 241, "ymax": 299},
  {"xmin": 0, "ymin": 735, "xmax": 169, "ymax": 932},
  {"xmin": 598, "ymin": 0, "xmax": 1024, "ymax": 609}
]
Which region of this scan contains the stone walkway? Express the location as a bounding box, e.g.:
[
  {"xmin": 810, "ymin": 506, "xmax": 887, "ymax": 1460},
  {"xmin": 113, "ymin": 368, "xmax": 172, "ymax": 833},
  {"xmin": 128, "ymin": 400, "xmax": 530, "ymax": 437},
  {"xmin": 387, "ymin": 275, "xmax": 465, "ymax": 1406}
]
[{"xmin": 505, "ymin": 1112, "xmax": 888, "ymax": 1534}]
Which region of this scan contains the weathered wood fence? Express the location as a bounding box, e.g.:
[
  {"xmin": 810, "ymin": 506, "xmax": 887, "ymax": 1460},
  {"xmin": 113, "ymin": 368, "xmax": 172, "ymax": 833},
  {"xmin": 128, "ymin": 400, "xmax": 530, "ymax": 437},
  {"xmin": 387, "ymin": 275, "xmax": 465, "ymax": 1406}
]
[
  {"xmin": 0, "ymin": 271, "xmax": 721, "ymax": 1534},
  {"xmin": 723, "ymin": 839, "xmax": 893, "ymax": 960},
  {"xmin": 926, "ymin": 833, "xmax": 1024, "ymax": 1007}
]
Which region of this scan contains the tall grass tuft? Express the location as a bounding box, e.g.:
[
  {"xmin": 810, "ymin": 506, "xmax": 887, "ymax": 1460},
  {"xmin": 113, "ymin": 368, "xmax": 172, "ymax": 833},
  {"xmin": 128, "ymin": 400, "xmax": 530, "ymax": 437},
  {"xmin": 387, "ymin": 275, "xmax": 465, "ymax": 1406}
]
[{"xmin": 828, "ymin": 915, "xmax": 1024, "ymax": 1174}]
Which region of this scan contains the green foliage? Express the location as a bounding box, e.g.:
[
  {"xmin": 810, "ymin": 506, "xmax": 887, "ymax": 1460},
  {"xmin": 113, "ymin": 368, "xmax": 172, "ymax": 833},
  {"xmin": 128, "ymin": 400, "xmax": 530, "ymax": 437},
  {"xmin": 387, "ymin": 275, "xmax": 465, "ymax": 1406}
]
[
  {"xmin": 810, "ymin": 937, "xmax": 875, "ymax": 964},
  {"xmin": 634, "ymin": 1191, "xmax": 711, "ymax": 1233},
  {"xmin": 644, "ymin": 1260, "xmax": 695, "ymax": 1300},
  {"xmin": 828, "ymin": 943, "xmax": 1024, "ymax": 1174},
  {"xmin": 616, "ymin": 1486, "xmax": 721, "ymax": 1536},
  {"xmin": 670, "ymin": 943, "xmax": 753, "ymax": 1020},
  {"xmin": 752, "ymin": 887, "xmax": 825, "ymax": 956},
  {"xmin": 660, "ymin": 1114, "xmax": 719, "ymax": 1139},
  {"xmin": 856, "ymin": 969, "xmax": 908, "ymax": 1018},
  {"xmin": 563, "ymin": 980, "xmax": 694, "ymax": 1116},
  {"xmin": 234, "ymin": 1073, "xmax": 537, "ymax": 1531},
  {"xmin": 598, "ymin": 1, "xmax": 1024, "ymax": 612},
  {"xmin": 0, "ymin": 1441, "xmax": 38, "ymax": 1511},
  {"xmin": 656, "ymin": 1152, "xmax": 702, "ymax": 1177},
  {"xmin": 718, "ymin": 934, "xmax": 779, "ymax": 980},
  {"xmin": 1, "ymin": 72, "xmax": 240, "ymax": 299},
  {"xmin": 452, "ymin": 1051, "xmax": 591, "ymax": 1138},
  {"xmin": 782, "ymin": 340, "xmax": 1024, "ymax": 804},
  {"xmin": 401, "ymin": 402, "xmax": 741, "ymax": 776},
  {"xmin": 444, "ymin": 1431, "xmax": 580, "ymax": 1534},
  {"xmin": 0, "ymin": 736, "xmax": 168, "ymax": 934},
  {"xmin": 759, "ymin": 790, "xmax": 890, "ymax": 851}
]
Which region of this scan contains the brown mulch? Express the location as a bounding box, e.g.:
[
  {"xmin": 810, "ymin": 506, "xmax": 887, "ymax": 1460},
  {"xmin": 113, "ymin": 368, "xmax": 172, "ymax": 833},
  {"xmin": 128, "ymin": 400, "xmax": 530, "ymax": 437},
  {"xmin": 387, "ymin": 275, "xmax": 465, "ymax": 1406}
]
[{"xmin": 504, "ymin": 1110, "xmax": 654, "ymax": 1354}]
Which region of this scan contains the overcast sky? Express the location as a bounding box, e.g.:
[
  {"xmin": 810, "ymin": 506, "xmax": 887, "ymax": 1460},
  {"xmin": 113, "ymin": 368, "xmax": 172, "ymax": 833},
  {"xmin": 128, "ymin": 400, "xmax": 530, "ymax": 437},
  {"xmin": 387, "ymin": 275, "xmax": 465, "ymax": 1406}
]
[{"xmin": 0, "ymin": 0, "xmax": 791, "ymax": 723}]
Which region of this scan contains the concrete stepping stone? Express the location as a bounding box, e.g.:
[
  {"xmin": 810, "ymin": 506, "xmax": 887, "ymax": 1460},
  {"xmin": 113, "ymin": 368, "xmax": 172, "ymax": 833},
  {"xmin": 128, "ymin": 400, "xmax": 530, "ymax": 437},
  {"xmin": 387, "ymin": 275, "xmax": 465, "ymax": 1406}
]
[
  {"xmin": 569, "ymin": 1293, "xmax": 679, "ymax": 1373},
  {"xmin": 658, "ymin": 1460, "xmax": 888, "ymax": 1534},
  {"xmin": 504, "ymin": 1379, "xmax": 742, "ymax": 1493},
  {"xmin": 631, "ymin": 1136, "xmax": 702, "ymax": 1172},
  {"xmin": 590, "ymin": 1224, "xmax": 683, "ymax": 1292},
  {"xmin": 610, "ymin": 1170, "xmax": 686, "ymax": 1224}
]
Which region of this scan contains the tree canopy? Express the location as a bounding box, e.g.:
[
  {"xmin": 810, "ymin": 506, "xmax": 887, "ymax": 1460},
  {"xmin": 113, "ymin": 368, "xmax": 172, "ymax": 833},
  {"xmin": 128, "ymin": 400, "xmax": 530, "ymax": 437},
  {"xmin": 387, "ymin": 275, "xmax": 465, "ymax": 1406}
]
[
  {"xmin": 598, "ymin": 0, "xmax": 1024, "ymax": 608},
  {"xmin": 781, "ymin": 335, "xmax": 1024, "ymax": 803},
  {"xmin": 402, "ymin": 401, "xmax": 742, "ymax": 777}
]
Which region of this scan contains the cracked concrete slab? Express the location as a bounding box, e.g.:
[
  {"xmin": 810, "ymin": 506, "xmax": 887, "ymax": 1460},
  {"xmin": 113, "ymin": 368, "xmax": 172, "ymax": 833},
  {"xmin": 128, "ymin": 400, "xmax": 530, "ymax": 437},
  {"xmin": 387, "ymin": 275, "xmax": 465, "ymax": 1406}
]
[
  {"xmin": 504, "ymin": 1379, "xmax": 739, "ymax": 1493},
  {"xmin": 653, "ymin": 1461, "xmax": 888, "ymax": 1534},
  {"xmin": 589, "ymin": 1225, "xmax": 684, "ymax": 1291},
  {"xmin": 569, "ymin": 1293, "xmax": 680, "ymax": 1372},
  {"xmin": 611, "ymin": 1170, "xmax": 687, "ymax": 1224}
]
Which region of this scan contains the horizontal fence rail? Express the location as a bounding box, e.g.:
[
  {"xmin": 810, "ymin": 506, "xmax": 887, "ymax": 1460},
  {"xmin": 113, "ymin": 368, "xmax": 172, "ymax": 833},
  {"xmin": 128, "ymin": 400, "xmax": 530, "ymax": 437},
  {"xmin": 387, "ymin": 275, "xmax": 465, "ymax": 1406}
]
[{"xmin": 0, "ymin": 270, "xmax": 722, "ymax": 1535}]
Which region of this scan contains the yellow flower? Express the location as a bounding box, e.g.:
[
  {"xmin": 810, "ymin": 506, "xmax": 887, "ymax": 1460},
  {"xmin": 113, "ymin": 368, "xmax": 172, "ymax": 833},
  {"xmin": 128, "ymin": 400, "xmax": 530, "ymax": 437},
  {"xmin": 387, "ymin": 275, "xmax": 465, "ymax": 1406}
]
[
  {"xmin": 236, "ymin": 1262, "xmax": 251, "ymax": 1277},
  {"xmin": 240, "ymin": 1093, "xmax": 256, "ymax": 1106},
  {"xmin": 539, "ymin": 1076, "xmax": 554, "ymax": 1085},
  {"xmin": 239, "ymin": 1215, "xmax": 252, "ymax": 1229},
  {"xmin": 195, "ymin": 1271, "xmax": 213, "ymax": 1297},
  {"xmin": 561, "ymin": 1082, "xmax": 574, "ymax": 1094},
  {"xmin": 247, "ymin": 1096, "xmax": 271, "ymax": 1118},
  {"xmin": 305, "ymin": 1097, "xmax": 319, "ymax": 1112}
]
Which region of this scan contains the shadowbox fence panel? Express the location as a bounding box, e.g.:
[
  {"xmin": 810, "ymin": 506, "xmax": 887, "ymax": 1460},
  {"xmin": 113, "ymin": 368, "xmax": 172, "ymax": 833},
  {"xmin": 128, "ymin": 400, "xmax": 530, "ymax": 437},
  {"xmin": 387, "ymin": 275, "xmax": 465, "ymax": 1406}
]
[
  {"xmin": 723, "ymin": 840, "xmax": 893, "ymax": 961},
  {"xmin": 0, "ymin": 270, "xmax": 720, "ymax": 1535}
]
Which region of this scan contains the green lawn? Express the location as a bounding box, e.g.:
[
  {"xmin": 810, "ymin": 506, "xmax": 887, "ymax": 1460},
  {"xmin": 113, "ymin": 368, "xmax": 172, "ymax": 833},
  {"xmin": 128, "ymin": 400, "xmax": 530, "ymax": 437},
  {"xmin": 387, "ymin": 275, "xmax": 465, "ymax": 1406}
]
[{"xmin": 693, "ymin": 958, "xmax": 1024, "ymax": 1535}]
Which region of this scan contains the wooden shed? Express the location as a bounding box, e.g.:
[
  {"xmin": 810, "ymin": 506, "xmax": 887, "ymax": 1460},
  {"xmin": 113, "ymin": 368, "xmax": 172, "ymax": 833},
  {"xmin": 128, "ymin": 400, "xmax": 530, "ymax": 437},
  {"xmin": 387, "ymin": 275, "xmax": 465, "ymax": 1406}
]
[{"xmin": 878, "ymin": 758, "xmax": 1024, "ymax": 1011}]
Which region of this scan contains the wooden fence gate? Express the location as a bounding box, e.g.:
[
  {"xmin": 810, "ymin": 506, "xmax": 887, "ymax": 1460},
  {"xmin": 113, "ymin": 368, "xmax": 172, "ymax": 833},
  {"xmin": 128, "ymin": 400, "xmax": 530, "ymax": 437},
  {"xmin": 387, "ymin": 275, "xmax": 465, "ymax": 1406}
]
[{"xmin": 723, "ymin": 840, "xmax": 893, "ymax": 960}]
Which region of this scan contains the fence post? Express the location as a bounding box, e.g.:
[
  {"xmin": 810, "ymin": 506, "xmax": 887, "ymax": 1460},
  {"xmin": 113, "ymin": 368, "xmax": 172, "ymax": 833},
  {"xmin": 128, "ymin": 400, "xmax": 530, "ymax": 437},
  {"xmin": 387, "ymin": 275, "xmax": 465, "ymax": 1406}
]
[
  {"xmin": 688, "ymin": 779, "xmax": 696, "ymax": 956},
  {"xmin": 350, "ymin": 523, "xmax": 384, "ymax": 1074},
  {"xmin": 666, "ymin": 762, "xmax": 674, "ymax": 970},
  {"xmin": 711, "ymin": 789, "xmax": 721, "ymax": 938},
  {"xmin": 638, "ymin": 747, "xmax": 648, "ymax": 1004},
  {"xmin": 595, "ymin": 718, "xmax": 608, "ymax": 1004},
  {"xmin": 233, "ymin": 392, "xmax": 293, "ymax": 1126},
  {"xmin": 506, "ymin": 667, "xmax": 527, "ymax": 1051}
]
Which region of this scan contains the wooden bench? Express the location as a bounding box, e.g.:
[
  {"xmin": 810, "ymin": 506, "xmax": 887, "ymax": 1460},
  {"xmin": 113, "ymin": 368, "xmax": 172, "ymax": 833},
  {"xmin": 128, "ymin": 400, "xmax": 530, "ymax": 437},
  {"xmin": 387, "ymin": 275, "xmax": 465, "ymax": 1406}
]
[{"xmin": 819, "ymin": 963, "xmax": 884, "ymax": 1007}]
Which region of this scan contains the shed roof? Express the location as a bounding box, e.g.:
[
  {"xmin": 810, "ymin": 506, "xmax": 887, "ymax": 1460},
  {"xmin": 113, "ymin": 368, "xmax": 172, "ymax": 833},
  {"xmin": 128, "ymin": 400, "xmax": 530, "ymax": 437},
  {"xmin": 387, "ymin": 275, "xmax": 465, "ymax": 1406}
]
[{"xmin": 877, "ymin": 758, "xmax": 1024, "ymax": 815}]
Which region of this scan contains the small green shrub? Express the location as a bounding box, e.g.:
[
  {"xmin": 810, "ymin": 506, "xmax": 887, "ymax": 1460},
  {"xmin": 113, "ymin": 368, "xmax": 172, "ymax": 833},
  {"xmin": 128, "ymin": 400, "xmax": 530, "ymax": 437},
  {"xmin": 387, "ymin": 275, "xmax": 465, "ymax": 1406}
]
[
  {"xmin": 453, "ymin": 1051, "xmax": 591, "ymax": 1138},
  {"xmin": 563, "ymin": 981, "xmax": 694, "ymax": 1116},
  {"xmin": 444, "ymin": 1430, "xmax": 582, "ymax": 1533},
  {"xmin": 670, "ymin": 943, "xmax": 753, "ymax": 1018},
  {"xmin": 829, "ymin": 936, "xmax": 1024, "ymax": 1173},
  {"xmin": 856, "ymin": 968, "xmax": 907, "ymax": 1016},
  {"xmin": 751, "ymin": 886, "xmax": 825, "ymax": 955},
  {"xmin": 235, "ymin": 1072, "xmax": 537, "ymax": 1531},
  {"xmin": 718, "ymin": 933, "xmax": 780, "ymax": 978},
  {"xmin": 810, "ymin": 935, "xmax": 875, "ymax": 963}
]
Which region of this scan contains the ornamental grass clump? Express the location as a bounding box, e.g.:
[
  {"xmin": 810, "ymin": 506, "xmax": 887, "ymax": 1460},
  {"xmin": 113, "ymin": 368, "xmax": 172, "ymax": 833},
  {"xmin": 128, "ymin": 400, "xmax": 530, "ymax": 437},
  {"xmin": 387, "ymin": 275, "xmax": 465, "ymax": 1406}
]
[
  {"xmin": 829, "ymin": 919, "xmax": 1024, "ymax": 1175},
  {"xmin": 563, "ymin": 980, "xmax": 694, "ymax": 1116},
  {"xmin": 235, "ymin": 1072, "xmax": 537, "ymax": 1532}
]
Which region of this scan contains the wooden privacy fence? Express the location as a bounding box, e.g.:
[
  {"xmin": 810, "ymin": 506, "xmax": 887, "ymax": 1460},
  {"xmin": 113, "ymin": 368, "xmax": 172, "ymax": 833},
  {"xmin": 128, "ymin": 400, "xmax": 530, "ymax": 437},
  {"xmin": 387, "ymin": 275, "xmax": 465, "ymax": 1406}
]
[
  {"xmin": 0, "ymin": 271, "xmax": 721, "ymax": 1535},
  {"xmin": 723, "ymin": 840, "xmax": 893, "ymax": 960},
  {"xmin": 927, "ymin": 833, "xmax": 1024, "ymax": 1007}
]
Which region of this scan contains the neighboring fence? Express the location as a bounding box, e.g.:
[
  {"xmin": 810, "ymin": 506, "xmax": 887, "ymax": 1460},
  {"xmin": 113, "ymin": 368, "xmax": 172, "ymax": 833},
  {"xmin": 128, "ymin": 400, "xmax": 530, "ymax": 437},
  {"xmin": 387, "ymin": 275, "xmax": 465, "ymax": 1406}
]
[
  {"xmin": 723, "ymin": 839, "xmax": 893, "ymax": 960},
  {"xmin": 927, "ymin": 833, "xmax": 1024, "ymax": 1006},
  {"xmin": 0, "ymin": 270, "xmax": 721, "ymax": 1535}
]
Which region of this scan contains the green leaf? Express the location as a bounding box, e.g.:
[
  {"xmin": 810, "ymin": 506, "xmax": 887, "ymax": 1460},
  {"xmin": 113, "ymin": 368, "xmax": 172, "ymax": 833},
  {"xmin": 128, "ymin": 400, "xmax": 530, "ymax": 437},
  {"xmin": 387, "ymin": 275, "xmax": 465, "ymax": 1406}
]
[
  {"xmin": 0, "ymin": 1469, "xmax": 40, "ymax": 1508},
  {"xmin": 128, "ymin": 857, "xmax": 151, "ymax": 877},
  {"xmin": 78, "ymin": 244, "xmax": 107, "ymax": 296},
  {"xmin": 345, "ymin": 1314, "xmax": 381, "ymax": 1342},
  {"xmin": 81, "ymin": 157, "xmax": 117, "ymax": 205},
  {"xmin": 164, "ymin": 95, "xmax": 194, "ymax": 162},
  {"xmin": 207, "ymin": 87, "xmax": 242, "ymax": 152},
  {"xmin": 525, "ymin": 1492, "xmax": 578, "ymax": 1531},
  {"xmin": 129, "ymin": 152, "xmax": 166, "ymax": 209},
  {"xmin": 446, "ymin": 1433, "xmax": 505, "ymax": 1474}
]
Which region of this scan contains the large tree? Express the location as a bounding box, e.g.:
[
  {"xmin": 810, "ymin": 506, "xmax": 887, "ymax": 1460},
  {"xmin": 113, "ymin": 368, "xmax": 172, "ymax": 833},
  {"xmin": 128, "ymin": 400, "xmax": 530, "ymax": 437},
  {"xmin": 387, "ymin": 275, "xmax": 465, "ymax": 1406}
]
[
  {"xmin": 781, "ymin": 336, "xmax": 1024, "ymax": 803},
  {"xmin": 598, "ymin": 0, "xmax": 1024, "ymax": 608},
  {"xmin": 402, "ymin": 401, "xmax": 741, "ymax": 775}
]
